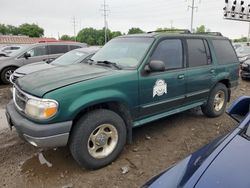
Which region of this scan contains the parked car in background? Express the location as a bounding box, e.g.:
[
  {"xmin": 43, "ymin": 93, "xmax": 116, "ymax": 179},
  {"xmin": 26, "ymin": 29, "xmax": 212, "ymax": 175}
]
[
  {"xmin": 241, "ymin": 59, "xmax": 250, "ymax": 80},
  {"xmin": 6, "ymin": 31, "xmax": 239, "ymax": 170},
  {"xmin": 10, "ymin": 46, "xmax": 100, "ymax": 83},
  {"xmin": 0, "ymin": 45, "xmax": 23, "ymax": 57},
  {"xmin": 0, "ymin": 41, "xmax": 87, "ymax": 84},
  {"xmin": 233, "ymin": 42, "xmax": 245, "ymax": 50},
  {"xmin": 236, "ymin": 45, "xmax": 250, "ymax": 63},
  {"xmin": 143, "ymin": 96, "xmax": 250, "ymax": 188}
]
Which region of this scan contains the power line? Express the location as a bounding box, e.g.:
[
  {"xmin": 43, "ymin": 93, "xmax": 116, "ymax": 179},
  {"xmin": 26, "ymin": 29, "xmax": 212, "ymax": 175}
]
[
  {"xmin": 187, "ymin": 0, "xmax": 200, "ymax": 32},
  {"xmin": 100, "ymin": 0, "xmax": 109, "ymax": 44}
]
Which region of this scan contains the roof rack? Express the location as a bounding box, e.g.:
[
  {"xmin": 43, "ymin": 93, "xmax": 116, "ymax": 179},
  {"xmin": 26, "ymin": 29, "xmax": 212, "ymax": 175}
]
[
  {"xmin": 195, "ymin": 32, "xmax": 223, "ymax": 36},
  {"xmin": 147, "ymin": 29, "xmax": 191, "ymax": 34}
]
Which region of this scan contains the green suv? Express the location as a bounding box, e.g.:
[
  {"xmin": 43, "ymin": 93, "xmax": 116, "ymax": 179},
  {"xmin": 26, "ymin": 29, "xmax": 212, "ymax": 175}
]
[{"xmin": 6, "ymin": 31, "xmax": 239, "ymax": 169}]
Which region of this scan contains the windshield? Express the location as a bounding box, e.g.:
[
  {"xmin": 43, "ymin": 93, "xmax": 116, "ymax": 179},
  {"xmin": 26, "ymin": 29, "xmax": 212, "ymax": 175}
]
[
  {"xmin": 51, "ymin": 50, "xmax": 89, "ymax": 65},
  {"xmin": 91, "ymin": 37, "xmax": 154, "ymax": 69}
]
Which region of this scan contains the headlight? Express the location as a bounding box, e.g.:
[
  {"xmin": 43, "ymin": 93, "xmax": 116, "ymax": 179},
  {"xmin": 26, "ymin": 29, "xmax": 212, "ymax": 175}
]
[
  {"xmin": 25, "ymin": 98, "xmax": 58, "ymax": 120},
  {"xmin": 239, "ymin": 56, "xmax": 248, "ymax": 62}
]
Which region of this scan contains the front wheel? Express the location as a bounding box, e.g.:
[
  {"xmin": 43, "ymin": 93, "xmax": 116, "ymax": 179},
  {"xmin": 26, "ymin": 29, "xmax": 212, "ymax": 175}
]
[
  {"xmin": 201, "ymin": 83, "xmax": 228, "ymax": 117},
  {"xmin": 1, "ymin": 67, "xmax": 16, "ymax": 84},
  {"xmin": 69, "ymin": 109, "xmax": 127, "ymax": 169}
]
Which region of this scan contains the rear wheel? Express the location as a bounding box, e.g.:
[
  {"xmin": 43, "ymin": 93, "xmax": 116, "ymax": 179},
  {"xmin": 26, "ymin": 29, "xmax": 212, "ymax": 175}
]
[
  {"xmin": 201, "ymin": 83, "xmax": 228, "ymax": 117},
  {"xmin": 69, "ymin": 109, "xmax": 127, "ymax": 169},
  {"xmin": 0, "ymin": 67, "xmax": 16, "ymax": 84}
]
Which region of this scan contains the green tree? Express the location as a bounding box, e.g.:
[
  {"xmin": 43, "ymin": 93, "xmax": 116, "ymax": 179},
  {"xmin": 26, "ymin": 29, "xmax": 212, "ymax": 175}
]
[
  {"xmin": 60, "ymin": 34, "xmax": 75, "ymax": 41},
  {"xmin": 0, "ymin": 24, "xmax": 7, "ymax": 34},
  {"xmin": 195, "ymin": 25, "xmax": 210, "ymax": 33},
  {"xmin": 77, "ymin": 27, "xmax": 113, "ymax": 45},
  {"xmin": 18, "ymin": 23, "xmax": 44, "ymax": 37},
  {"xmin": 77, "ymin": 27, "xmax": 98, "ymax": 45},
  {"xmin": 233, "ymin": 37, "xmax": 247, "ymax": 43},
  {"xmin": 111, "ymin": 31, "xmax": 122, "ymax": 39},
  {"xmin": 127, "ymin": 27, "xmax": 144, "ymax": 34},
  {"xmin": 6, "ymin": 25, "xmax": 19, "ymax": 35}
]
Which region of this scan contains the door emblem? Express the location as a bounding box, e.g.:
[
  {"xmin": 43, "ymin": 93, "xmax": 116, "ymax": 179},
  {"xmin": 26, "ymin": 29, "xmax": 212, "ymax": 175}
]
[{"xmin": 153, "ymin": 79, "xmax": 167, "ymax": 97}]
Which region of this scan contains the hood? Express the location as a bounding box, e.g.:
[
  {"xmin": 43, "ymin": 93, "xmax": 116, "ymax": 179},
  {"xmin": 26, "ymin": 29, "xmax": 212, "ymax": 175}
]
[
  {"xmin": 15, "ymin": 61, "xmax": 54, "ymax": 75},
  {"xmin": 17, "ymin": 64, "xmax": 113, "ymax": 97},
  {"xmin": 0, "ymin": 56, "xmax": 12, "ymax": 60},
  {"xmin": 195, "ymin": 135, "xmax": 250, "ymax": 188}
]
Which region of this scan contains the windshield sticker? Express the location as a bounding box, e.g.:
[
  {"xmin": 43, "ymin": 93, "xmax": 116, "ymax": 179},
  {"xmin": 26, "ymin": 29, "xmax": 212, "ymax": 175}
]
[{"xmin": 153, "ymin": 79, "xmax": 167, "ymax": 98}]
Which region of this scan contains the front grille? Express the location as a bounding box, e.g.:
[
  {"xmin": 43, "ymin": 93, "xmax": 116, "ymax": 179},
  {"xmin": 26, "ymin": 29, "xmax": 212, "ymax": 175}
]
[
  {"xmin": 242, "ymin": 64, "xmax": 250, "ymax": 72},
  {"xmin": 14, "ymin": 86, "xmax": 28, "ymax": 111}
]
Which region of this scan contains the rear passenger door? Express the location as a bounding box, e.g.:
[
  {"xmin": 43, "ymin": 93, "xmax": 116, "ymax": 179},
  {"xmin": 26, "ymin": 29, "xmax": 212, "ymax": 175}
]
[
  {"xmin": 47, "ymin": 44, "xmax": 69, "ymax": 61},
  {"xmin": 185, "ymin": 39, "xmax": 214, "ymax": 104}
]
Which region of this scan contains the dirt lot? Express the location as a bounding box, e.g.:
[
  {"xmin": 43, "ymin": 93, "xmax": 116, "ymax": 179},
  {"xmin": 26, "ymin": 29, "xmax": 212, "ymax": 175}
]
[{"xmin": 0, "ymin": 80, "xmax": 249, "ymax": 188}]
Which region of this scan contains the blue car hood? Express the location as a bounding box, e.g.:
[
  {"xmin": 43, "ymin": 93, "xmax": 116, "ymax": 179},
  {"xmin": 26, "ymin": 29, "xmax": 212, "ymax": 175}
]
[{"xmin": 195, "ymin": 135, "xmax": 250, "ymax": 188}]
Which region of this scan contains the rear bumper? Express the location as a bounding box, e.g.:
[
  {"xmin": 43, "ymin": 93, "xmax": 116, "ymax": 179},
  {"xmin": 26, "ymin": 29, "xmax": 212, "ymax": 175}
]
[{"xmin": 6, "ymin": 100, "xmax": 72, "ymax": 148}]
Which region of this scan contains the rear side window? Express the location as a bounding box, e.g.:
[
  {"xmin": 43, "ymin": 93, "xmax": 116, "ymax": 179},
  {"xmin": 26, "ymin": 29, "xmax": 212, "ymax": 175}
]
[
  {"xmin": 48, "ymin": 45, "xmax": 69, "ymax": 55},
  {"xmin": 212, "ymin": 40, "xmax": 238, "ymax": 64},
  {"xmin": 69, "ymin": 45, "xmax": 81, "ymax": 50},
  {"xmin": 151, "ymin": 39, "xmax": 183, "ymax": 70},
  {"xmin": 187, "ymin": 39, "xmax": 208, "ymax": 67}
]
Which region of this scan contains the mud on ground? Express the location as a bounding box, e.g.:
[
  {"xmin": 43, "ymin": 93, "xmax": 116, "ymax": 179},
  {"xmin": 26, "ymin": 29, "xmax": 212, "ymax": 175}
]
[{"xmin": 0, "ymin": 80, "xmax": 249, "ymax": 188}]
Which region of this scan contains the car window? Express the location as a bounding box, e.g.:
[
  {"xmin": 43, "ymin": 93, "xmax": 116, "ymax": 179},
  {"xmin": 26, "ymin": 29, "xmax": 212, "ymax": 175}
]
[
  {"xmin": 212, "ymin": 40, "xmax": 238, "ymax": 64},
  {"xmin": 91, "ymin": 37, "xmax": 154, "ymax": 68},
  {"xmin": 151, "ymin": 39, "xmax": 183, "ymax": 70},
  {"xmin": 69, "ymin": 45, "xmax": 81, "ymax": 50},
  {"xmin": 27, "ymin": 46, "xmax": 48, "ymax": 57},
  {"xmin": 51, "ymin": 50, "xmax": 89, "ymax": 65},
  {"xmin": 48, "ymin": 45, "xmax": 69, "ymax": 55},
  {"xmin": 187, "ymin": 39, "xmax": 208, "ymax": 67}
]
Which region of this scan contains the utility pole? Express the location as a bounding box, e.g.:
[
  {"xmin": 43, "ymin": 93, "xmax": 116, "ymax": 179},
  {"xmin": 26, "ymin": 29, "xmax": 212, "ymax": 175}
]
[
  {"xmin": 72, "ymin": 16, "xmax": 77, "ymax": 41},
  {"xmin": 188, "ymin": 0, "xmax": 199, "ymax": 32},
  {"xmin": 100, "ymin": 0, "xmax": 109, "ymax": 44},
  {"xmin": 170, "ymin": 20, "xmax": 173, "ymax": 29}
]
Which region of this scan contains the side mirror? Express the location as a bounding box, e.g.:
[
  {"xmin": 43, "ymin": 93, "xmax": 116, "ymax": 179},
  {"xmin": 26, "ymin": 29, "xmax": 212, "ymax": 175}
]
[
  {"xmin": 146, "ymin": 60, "xmax": 165, "ymax": 72},
  {"xmin": 227, "ymin": 96, "xmax": 250, "ymax": 123},
  {"xmin": 24, "ymin": 52, "xmax": 31, "ymax": 59}
]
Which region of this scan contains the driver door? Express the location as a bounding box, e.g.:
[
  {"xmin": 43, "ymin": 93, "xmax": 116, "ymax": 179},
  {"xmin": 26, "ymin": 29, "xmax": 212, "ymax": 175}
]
[
  {"xmin": 139, "ymin": 39, "xmax": 186, "ymax": 119},
  {"xmin": 22, "ymin": 45, "xmax": 49, "ymax": 66}
]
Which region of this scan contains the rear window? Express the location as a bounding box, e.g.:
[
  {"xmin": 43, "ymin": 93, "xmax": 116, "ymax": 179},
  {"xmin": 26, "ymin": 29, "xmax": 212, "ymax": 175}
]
[
  {"xmin": 48, "ymin": 45, "xmax": 69, "ymax": 55},
  {"xmin": 212, "ymin": 40, "xmax": 238, "ymax": 64}
]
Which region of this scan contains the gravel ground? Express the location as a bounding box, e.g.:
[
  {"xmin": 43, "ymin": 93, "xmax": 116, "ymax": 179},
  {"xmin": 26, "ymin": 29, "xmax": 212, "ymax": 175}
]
[{"xmin": 0, "ymin": 80, "xmax": 249, "ymax": 188}]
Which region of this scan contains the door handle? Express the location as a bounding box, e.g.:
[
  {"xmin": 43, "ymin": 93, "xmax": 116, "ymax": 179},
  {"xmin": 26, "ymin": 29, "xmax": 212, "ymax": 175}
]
[{"xmin": 178, "ymin": 74, "xmax": 185, "ymax": 79}]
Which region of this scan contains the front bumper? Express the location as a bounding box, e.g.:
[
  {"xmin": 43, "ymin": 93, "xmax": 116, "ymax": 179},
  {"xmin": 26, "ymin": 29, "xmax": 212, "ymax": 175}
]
[
  {"xmin": 6, "ymin": 100, "xmax": 72, "ymax": 148},
  {"xmin": 241, "ymin": 70, "xmax": 250, "ymax": 79}
]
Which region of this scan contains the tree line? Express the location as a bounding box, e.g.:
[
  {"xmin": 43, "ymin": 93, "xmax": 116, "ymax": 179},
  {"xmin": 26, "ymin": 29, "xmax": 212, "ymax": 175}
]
[
  {"xmin": 0, "ymin": 23, "xmax": 246, "ymax": 44},
  {"xmin": 0, "ymin": 23, "xmax": 44, "ymax": 37}
]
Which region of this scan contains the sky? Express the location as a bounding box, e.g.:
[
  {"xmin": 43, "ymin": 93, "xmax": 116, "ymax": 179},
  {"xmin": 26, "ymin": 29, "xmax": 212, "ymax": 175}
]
[{"xmin": 1, "ymin": 0, "xmax": 250, "ymax": 39}]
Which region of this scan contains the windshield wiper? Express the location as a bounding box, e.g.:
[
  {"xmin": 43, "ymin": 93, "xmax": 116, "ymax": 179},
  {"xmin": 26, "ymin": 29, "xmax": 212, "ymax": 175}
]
[{"xmin": 96, "ymin": 60, "xmax": 122, "ymax": 70}]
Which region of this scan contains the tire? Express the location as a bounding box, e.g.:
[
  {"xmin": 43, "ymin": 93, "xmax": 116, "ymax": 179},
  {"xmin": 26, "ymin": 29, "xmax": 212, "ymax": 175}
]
[
  {"xmin": 0, "ymin": 67, "xmax": 16, "ymax": 84},
  {"xmin": 69, "ymin": 109, "xmax": 127, "ymax": 169},
  {"xmin": 201, "ymin": 83, "xmax": 228, "ymax": 117}
]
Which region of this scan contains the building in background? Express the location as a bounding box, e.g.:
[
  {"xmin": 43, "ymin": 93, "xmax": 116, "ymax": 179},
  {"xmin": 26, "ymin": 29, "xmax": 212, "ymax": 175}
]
[{"xmin": 0, "ymin": 35, "xmax": 58, "ymax": 48}]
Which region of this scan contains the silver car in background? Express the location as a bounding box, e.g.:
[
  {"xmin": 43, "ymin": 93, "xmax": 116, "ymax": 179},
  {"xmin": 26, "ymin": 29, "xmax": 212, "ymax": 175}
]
[
  {"xmin": 0, "ymin": 42, "xmax": 86, "ymax": 84},
  {"xmin": 10, "ymin": 46, "xmax": 100, "ymax": 84}
]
